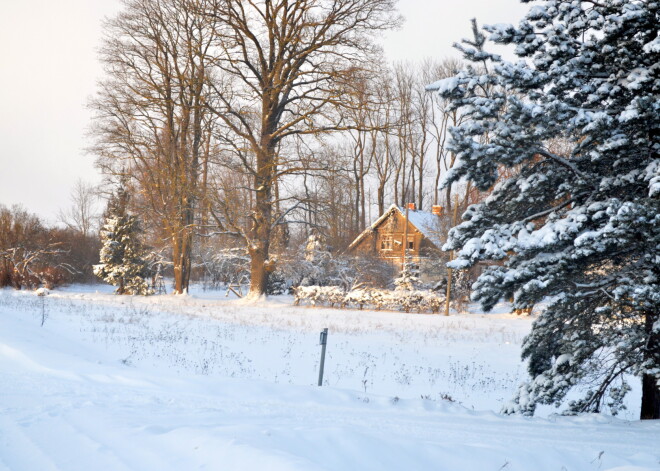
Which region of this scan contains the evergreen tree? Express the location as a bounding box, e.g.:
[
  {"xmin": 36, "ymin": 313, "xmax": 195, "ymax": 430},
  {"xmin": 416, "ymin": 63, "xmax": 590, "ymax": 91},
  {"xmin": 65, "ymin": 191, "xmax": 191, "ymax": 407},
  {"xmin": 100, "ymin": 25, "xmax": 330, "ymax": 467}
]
[
  {"xmin": 431, "ymin": 1, "xmax": 659, "ymax": 418},
  {"xmin": 394, "ymin": 258, "xmax": 421, "ymax": 291},
  {"xmin": 304, "ymin": 233, "xmax": 328, "ymax": 264},
  {"xmin": 303, "ymin": 233, "xmax": 335, "ymax": 286},
  {"xmin": 94, "ymin": 183, "xmax": 152, "ymax": 295}
]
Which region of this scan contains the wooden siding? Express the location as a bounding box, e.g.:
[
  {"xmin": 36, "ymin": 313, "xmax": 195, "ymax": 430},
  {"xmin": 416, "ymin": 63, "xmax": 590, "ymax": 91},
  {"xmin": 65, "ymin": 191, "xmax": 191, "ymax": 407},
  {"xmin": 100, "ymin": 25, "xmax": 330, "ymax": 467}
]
[{"xmin": 350, "ymin": 210, "xmax": 440, "ymax": 267}]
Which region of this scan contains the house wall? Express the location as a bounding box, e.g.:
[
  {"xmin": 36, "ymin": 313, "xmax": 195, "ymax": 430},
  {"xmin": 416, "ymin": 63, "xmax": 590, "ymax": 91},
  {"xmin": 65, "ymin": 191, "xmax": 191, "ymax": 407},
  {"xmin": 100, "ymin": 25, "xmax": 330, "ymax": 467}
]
[{"xmin": 352, "ymin": 211, "xmax": 430, "ymax": 268}]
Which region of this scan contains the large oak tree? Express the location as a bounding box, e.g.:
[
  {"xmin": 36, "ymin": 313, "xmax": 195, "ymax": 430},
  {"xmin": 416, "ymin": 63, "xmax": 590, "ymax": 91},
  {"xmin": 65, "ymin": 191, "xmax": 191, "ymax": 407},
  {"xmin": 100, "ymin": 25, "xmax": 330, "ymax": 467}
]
[{"xmin": 203, "ymin": 0, "xmax": 400, "ymax": 297}]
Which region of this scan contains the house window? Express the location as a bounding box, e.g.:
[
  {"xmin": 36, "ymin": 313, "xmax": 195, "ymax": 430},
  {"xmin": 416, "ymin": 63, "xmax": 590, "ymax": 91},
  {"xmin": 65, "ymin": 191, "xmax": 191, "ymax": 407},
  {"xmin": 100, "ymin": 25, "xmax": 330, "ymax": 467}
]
[
  {"xmin": 407, "ymin": 239, "xmax": 414, "ymax": 250},
  {"xmin": 381, "ymin": 236, "xmax": 393, "ymax": 251}
]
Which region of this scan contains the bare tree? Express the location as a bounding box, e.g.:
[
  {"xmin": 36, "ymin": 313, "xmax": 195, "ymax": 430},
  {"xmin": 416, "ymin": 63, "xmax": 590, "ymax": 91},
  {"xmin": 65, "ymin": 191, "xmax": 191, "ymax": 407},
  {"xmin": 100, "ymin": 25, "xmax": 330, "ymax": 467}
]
[
  {"xmin": 90, "ymin": 0, "xmax": 220, "ymax": 294},
  {"xmin": 58, "ymin": 179, "xmax": 98, "ymax": 237},
  {"xmin": 410, "ymin": 62, "xmax": 434, "ymax": 210},
  {"xmin": 344, "ymin": 72, "xmax": 382, "ymax": 235},
  {"xmin": 424, "ymin": 58, "xmax": 464, "ymax": 211},
  {"xmin": 391, "ymin": 62, "xmax": 413, "ymax": 207},
  {"xmin": 203, "ymin": 0, "xmax": 401, "ymax": 297}
]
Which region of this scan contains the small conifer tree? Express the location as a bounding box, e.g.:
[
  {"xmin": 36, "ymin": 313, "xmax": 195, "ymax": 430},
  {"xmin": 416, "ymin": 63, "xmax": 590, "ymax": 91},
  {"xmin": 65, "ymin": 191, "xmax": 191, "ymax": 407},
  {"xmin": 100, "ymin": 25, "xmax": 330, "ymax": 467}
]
[
  {"xmin": 94, "ymin": 183, "xmax": 152, "ymax": 295},
  {"xmin": 394, "ymin": 258, "xmax": 420, "ymax": 291}
]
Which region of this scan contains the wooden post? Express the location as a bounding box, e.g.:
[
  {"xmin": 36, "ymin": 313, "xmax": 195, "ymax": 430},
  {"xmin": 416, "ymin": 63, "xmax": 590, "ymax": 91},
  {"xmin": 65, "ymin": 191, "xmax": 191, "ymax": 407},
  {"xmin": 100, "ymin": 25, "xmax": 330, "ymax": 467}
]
[
  {"xmin": 402, "ymin": 204, "xmax": 409, "ymax": 269},
  {"xmin": 444, "ymin": 196, "xmax": 460, "ymax": 316}
]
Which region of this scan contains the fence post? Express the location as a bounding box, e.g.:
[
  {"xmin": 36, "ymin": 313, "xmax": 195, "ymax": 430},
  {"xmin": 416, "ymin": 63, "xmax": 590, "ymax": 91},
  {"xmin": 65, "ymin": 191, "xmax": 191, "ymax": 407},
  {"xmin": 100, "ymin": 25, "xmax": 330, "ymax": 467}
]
[{"xmin": 318, "ymin": 328, "xmax": 328, "ymax": 386}]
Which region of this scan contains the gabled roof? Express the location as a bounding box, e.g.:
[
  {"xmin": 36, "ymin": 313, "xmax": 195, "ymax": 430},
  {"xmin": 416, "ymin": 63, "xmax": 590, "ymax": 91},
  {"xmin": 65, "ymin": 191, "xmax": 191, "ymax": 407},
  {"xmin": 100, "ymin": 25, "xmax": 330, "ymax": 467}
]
[
  {"xmin": 347, "ymin": 204, "xmax": 398, "ymax": 251},
  {"xmin": 404, "ymin": 208, "xmax": 445, "ymax": 247},
  {"xmin": 347, "ymin": 204, "xmax": 444, "ymax": 251}
]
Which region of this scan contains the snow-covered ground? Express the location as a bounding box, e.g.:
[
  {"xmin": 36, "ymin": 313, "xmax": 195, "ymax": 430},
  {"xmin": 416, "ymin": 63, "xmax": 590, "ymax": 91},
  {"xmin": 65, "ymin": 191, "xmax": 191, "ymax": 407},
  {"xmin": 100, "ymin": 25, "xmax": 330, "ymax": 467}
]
[{"xmin": 1, "ymin": 285, "xmax": 658, "ymax": 471}]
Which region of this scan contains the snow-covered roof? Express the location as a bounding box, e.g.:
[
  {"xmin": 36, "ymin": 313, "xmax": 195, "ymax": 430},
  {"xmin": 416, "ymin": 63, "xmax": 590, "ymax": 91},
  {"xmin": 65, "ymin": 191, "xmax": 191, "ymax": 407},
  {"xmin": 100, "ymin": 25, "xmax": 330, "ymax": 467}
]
[
  {"xmin": 403, "ymin": 208, "xmax": 444, "ymax": 247},
  {"xmin": 347, "ymin": 205, "xmax": 444, "ymax": 251}
]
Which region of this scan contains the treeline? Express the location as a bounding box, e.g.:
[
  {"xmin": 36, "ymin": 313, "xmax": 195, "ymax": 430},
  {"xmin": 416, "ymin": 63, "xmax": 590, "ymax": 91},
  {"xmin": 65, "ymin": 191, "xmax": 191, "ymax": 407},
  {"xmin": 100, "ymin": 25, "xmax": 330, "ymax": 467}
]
[
  {"xmin": 89, "ymin": 0, "xmax": 482, "ymax": 297},
  {"xmin": 0, "ymin": 205, "xmax": 100, "ymax": 289}
]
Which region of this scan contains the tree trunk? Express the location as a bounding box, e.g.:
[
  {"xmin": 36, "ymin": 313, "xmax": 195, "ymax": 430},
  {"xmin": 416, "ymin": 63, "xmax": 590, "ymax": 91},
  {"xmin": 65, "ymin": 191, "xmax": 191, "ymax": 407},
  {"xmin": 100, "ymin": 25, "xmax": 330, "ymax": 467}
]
[
  {"xmin": 248, "ymin": 244, "xmax": 269, "ymax": 298},
  {"xmin": 640, "ymin": 312, "xmax": 660, "ymax": 420},
  {"xmin": 377, "ymin": 182, "xmax": 385, "ymax": 217},
  {"xmin": 247, "ymin": 137, "xmax": 275, "ymax": 298},
  {"xmin": 182, "ymin": 229, "xmax": 192, "ymax": 292},
  {"xmin": 360, "ymin": 154, "xmax": 367, "ymax": 232},
  {"xmin": 641, "ymin": 374, "xmax": 660, "ymax": 420},
  {"xmin": 417, "ymin": 154, "xmax": 424, "ymax": 211},
  {"xmin": 171, "ymin": 203, "xmax": 195, "ymax": 295},
  {"xmin": 172, "ymin": 234, "xmax": 184, "ymax": 294},
  {"xmin": 247, "ymin": 216, "xmax": 273, "ymax": 298}
]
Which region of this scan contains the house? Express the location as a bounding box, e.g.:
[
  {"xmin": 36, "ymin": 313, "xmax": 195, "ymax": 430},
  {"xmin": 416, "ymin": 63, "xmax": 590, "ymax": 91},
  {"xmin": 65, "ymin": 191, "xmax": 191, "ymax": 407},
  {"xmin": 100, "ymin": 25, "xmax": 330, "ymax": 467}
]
[{"xmin": 347, "ymin": 203, "xmax": 448, "ymax": 270}]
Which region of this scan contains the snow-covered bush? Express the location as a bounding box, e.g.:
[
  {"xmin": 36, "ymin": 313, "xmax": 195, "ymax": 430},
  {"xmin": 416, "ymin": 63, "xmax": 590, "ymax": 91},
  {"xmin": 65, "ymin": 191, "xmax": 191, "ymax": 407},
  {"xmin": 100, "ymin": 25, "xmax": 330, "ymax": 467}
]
[
  {"xmin": 0, "ymin": 247, "xmax": 69, "ymax": 291},
  {"xmin": 367, "ymin": 288, "xmax": 388, "ymax": 311},
  {"xmin": 383, "ymin": 290, "xmax": 423, "ymax": 313},
  {"xmin": 270, "ymin": 235, "xmax": 341, "ymax": 292},
  {"xmin": 323, "ymin": 286, "xmax": 346, "ymax": 307},
  {"xmin": 343, "ymin": 288, "xmax": 373, "ymax": 310},
  {"xmin": 292, "ymin": 286, "xmax": 317, "ymax": 305},
  {"xmin": 293, "ymin": 286, "xmax": 345, "ymax": 307},
  {"xmin": 389, "ymin": 258, "xmax": 442, "ymax": 312},
  {"xmin": 301, "ymin": 233, "xmax": 334, "ymax": 285},
  {"xmin": 275, "ymin": 243, "xmax": 395, "ymax": 294},
  {"xmin": 266, "ymin": 266, "xmax": 289, "ymax": 295},
  {"xmin": 421, "ymin": 291, "xmax": 444, "ymax": 314},
  {"xmin": 197, "ymin": 248, "xmax": 250, "ymax": 290},
  {"xmin": 450, "ymin": 269, "xmax": 472, "ymax": 313},
  {"xmin": 0, "ymin": 205, "xmax": 82, "ymax": 290},
  {"xmin": 294, "ymin": 285, "xmax": 445, "ymax": 314},
  {"xmin": 341, "ymin": 255, "xmax": 396, "ymax": 290},
  {"xmin": 394, "ymin": 259, "xmax": 421, "ymax": 291}
]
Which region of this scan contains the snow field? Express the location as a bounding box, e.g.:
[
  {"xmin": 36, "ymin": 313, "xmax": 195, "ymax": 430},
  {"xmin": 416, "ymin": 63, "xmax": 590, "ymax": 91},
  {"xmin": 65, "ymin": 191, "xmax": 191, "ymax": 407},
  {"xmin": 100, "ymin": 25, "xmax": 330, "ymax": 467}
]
[
  {"xmin": 1, "ymin": 286, "xmax": 659, "ymax": 471},
  {"xmin": 10, "ymin": 287, "xmax": 527, "ymax": 409}
]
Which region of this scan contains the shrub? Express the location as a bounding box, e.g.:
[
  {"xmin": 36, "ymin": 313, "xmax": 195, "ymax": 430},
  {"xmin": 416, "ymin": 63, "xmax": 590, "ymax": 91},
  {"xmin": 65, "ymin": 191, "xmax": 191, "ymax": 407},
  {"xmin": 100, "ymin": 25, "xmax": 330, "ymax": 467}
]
[
  {"xmin": 293, "ymin": 286, "xmax": 345, "ymax": 307},
  {"xmin": 293, "ymin": 285, "xmax": 445, "ymax": 314},
  {"xmin": 197, "ymin": 247, "xmax": 250, "ymax": 289},
  {"xmin": 0, "ymin": 204, "xmax": 100, "ymax": 290}
]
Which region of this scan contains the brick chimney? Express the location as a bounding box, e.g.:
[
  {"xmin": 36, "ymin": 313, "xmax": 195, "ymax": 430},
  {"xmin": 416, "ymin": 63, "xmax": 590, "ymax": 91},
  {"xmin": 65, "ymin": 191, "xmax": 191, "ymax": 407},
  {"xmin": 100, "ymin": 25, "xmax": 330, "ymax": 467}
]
[
  {"xmin": 432, "ymin": 205, "xmax": 443, "ymax": 216},
  {"xmin": 407, "ymin": 203, "xmax": 416, "ymax": 211}
]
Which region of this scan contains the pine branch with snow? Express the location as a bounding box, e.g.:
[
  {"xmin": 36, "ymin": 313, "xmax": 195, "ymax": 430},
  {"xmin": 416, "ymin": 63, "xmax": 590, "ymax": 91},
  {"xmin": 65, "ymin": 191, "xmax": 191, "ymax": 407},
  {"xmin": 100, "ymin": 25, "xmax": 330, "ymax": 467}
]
[{"xmin": 431, "ymin": 1, "xmax": 660, "ymax": 419}]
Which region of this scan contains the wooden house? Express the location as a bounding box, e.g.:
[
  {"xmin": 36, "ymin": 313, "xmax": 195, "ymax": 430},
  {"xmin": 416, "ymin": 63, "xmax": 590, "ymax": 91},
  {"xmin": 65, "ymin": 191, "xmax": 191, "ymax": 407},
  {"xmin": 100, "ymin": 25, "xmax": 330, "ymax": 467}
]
[{"xmin": 347, "ymin": 203, "xmax": 448, "ymax": 269}]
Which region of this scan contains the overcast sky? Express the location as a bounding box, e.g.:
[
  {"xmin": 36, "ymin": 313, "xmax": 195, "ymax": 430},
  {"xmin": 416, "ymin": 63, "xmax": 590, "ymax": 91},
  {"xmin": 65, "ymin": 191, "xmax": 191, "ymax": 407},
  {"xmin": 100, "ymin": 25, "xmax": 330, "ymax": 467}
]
[{"xmin": 0, "ymin": 0, "xmax": 529, "ymax": 222}]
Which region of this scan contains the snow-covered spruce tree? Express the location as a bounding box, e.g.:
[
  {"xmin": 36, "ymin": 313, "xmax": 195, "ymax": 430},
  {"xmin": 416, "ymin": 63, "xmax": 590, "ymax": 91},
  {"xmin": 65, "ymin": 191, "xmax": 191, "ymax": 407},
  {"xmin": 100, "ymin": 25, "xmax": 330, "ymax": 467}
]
[
  {"xmin": 94, "ymin": 184, "xmax": 152, "ymax": 295},
  {"xmin": 430, "ymin": 2, "xmax": 659, "ymax": 419},
  {"xmin": 303, "ymin": 233, "xmax": 338, "ymax": 286},
  {"xmin": 394, "ymin": 258, "xmax": 421, "ymax": 291}
]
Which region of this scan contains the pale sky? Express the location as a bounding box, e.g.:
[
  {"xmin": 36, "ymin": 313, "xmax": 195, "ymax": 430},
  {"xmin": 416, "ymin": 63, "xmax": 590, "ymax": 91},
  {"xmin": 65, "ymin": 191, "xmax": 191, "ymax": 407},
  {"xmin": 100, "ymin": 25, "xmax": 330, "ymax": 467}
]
[{"xmin": 0, "ymin": 0, "xmax": 529, "ymax": 222}]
